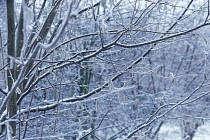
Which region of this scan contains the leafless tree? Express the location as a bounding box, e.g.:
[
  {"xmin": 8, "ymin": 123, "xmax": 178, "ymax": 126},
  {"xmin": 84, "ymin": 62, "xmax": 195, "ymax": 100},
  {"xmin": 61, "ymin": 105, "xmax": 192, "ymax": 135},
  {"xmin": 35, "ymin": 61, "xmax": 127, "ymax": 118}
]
[{"xmin": 0, "ymin": 0, "xmax": 210, "ymax": 139}]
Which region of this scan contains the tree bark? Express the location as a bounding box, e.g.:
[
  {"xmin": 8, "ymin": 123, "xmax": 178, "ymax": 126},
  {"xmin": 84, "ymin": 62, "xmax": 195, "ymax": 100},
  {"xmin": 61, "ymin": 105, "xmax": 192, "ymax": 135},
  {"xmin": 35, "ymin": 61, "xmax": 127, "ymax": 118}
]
[{"xmin": 6, "ymin": 0, "xmax": 17, "ymax": 136}]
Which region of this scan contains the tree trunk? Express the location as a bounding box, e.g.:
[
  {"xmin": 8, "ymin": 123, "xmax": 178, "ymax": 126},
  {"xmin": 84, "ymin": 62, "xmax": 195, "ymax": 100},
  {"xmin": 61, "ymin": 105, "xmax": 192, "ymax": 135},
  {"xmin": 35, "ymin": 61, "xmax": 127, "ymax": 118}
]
[{"xmin": 6, "ymin": 0, "xmax": 17, "ymax": 137}]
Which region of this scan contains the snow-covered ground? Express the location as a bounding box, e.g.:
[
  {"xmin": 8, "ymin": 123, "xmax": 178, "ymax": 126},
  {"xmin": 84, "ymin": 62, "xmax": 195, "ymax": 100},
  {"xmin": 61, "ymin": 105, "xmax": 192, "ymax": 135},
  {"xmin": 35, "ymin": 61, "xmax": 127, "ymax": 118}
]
[{"xmin": 159, "ymin": 121, "xmax": 210, "ymax": 140}]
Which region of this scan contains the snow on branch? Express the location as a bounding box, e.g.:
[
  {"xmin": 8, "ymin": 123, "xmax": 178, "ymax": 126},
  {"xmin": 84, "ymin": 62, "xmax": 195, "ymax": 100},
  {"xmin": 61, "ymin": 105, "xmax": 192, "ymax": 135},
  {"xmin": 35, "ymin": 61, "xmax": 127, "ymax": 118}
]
[
  {"xmin": 37, "ymin": 1, "xmax": 75, "ymax": 50},
  {"xmin": 115, "ymin": 23, "xmax": 210, "ymax": 48}
]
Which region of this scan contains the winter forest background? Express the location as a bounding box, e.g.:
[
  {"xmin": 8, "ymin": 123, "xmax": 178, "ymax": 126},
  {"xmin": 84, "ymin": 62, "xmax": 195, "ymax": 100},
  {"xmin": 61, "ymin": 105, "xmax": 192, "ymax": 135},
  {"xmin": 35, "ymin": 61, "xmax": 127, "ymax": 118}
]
[{"xmin": 1, "ymin": 0, "xmax": 210, "ymax": 139}]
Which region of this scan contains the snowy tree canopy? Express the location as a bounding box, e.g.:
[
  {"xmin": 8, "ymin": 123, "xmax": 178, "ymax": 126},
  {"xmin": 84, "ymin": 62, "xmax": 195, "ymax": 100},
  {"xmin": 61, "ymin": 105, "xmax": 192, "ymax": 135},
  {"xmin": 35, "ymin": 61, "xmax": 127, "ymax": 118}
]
[{"xmin": 1, "ymin": 0, "xmax": 210, "ymax": 139}]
